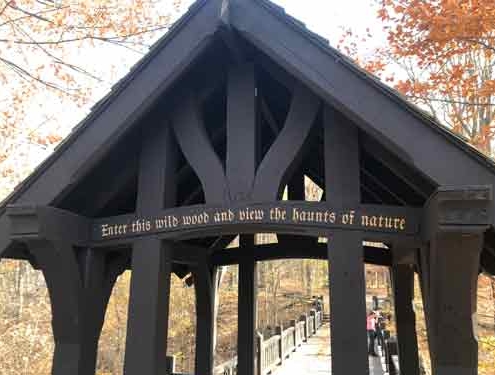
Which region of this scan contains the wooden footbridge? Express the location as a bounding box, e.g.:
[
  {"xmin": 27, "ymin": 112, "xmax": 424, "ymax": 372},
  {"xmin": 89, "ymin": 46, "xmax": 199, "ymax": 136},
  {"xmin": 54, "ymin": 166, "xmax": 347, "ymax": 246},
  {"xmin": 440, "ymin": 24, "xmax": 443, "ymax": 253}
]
[
  {"xmin": 193, "ymin": 301, "xmax": 398, "ymax": 375},
  {"xmin": 269, "ymin": 324, "xmax": 388, "ymax": 375}
]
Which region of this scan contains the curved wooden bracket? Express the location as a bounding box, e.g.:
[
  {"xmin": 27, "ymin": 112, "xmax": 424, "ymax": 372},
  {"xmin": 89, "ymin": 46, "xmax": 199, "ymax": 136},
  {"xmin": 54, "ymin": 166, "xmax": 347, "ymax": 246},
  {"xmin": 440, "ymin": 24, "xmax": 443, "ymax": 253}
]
[
  {"xmin": 252, "ymin": 82, "xmax": 320, "ymax": 201},
  {"xmin": 172, "ymin": 90, "xmax": 229, "ymax": 204}
]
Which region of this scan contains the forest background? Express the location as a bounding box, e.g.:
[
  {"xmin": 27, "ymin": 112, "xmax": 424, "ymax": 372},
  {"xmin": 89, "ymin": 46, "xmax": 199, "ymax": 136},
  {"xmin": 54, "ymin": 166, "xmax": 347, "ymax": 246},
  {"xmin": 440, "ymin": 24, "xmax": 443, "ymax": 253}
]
[{"xmin": 1, "ymin": 0, "xmax": 495, "ymax": 374}]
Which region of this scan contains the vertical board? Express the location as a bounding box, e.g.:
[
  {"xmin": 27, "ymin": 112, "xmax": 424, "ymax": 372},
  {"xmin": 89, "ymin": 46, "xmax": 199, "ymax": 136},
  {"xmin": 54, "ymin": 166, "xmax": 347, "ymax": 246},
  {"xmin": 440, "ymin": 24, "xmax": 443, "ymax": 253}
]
[
  {"xmin": 392, "ymin": 264, "xmax": 420, "ymax": 375},
  {"xmin": 324, "ymin": 106, "xmax": 369, "ymax": 374},
  {"xmin": 237, "ymin": 235, "xmax": 257, "ymax": 375},
  {"xmin": 124, "ymin": 238, "xmax": 172, "ymax": 375},
  {"xmin": 124, "ymin": 122, "xmax": 175, "ymax": 375},
  {"xmin": 194, "ymin": 260, "xmax": 215, "ymax": 375},
  {"xmin": 424, "ymin": 233, "xmax": 482, "ymax": 375},
  {"xmin": 227, "ymin": 63, "xmax": 257, "ymax": 201}
]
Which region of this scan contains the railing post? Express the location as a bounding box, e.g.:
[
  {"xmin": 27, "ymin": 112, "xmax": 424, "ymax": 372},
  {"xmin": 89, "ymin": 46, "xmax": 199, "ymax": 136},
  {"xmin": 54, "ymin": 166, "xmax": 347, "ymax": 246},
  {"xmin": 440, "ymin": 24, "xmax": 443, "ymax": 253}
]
[
  {"xmin": 300, "ymin": 314, "xmax": 308, "ymax": 342},
  {"xmin": 310, "ymin": 309, "xmax": 316, "ymax": 335},
  {"xmin": 166, "ymin": 355, "xmax": 175, "ymax": 374},
  {"xmin": 276, "ymin": 325, "xmax": 284, "ymax": 364},
  {"xmin": 256, "ymin": 332, "xmax": 264, "ymax": 375},
  {"xmin": 291, "ymin": 320, "xmax": 297, "ymax": 350}
]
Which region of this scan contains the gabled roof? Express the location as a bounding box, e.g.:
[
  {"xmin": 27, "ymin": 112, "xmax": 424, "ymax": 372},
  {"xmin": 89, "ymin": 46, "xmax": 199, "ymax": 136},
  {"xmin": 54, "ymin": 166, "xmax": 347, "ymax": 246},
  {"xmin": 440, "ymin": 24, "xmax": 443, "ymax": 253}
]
[{"xmin": 1, "ymin": 0, "xmax": 495, "ymax": 256}]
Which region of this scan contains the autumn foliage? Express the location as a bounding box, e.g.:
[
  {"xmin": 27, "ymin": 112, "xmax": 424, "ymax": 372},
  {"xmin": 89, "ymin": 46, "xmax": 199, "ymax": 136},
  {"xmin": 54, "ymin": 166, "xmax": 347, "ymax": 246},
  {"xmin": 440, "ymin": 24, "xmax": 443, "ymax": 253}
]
[
  {"xmin": 0, "ymin": 0, "xmax": 181, "ymax": 199},
  {"xmin": 342, "ymin": 0, "xmax": 495, "ymax": 155}
]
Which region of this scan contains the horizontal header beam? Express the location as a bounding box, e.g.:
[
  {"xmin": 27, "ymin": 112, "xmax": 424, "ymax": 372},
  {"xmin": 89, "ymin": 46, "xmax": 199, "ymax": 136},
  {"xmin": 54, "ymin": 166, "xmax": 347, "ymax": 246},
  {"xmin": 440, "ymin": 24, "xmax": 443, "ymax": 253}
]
[
  {"xmin": 7, "ymin": 202, "xmax": 421, "ymax": 248},
  {"xmin": 92, "ymin": 201, "xmax": 420, "ymax": 244}
]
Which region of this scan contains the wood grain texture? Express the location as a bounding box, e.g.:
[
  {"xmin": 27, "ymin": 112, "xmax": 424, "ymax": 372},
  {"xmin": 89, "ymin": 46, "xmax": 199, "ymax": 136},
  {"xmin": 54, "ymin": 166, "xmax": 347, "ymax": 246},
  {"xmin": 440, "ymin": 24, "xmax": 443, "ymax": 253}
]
[
  {"xmin": 172, "ymin": 90, "xmax": 228, "ymax": 204},
  {"xmin": 252, "ymin": 82, "xmax": 320, "ymax": 201},
  {"xmin": 226, "ymin": 63, "xmax": 257, "ymax": 201},
  {"xmin": 324, "ymin": 105, "xmax": 369, "ymax": 375}
]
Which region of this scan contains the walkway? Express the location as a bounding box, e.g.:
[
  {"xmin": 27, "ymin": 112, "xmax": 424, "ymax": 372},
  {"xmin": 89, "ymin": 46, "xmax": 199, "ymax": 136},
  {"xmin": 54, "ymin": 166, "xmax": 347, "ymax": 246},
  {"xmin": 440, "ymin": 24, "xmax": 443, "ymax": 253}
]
[{"xmin": 271, "ymin": 323, "xmax": 384, "ymax": 375}]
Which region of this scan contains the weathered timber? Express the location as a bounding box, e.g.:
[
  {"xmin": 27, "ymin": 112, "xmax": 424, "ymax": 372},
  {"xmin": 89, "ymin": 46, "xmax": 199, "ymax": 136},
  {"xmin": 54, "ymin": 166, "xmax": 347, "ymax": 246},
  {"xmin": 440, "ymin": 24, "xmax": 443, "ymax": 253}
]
[
  {"xmin": 193, "ymin": 257, "xmax": 215, "ymax": 375},
  {"xmin": 420, "ymin": 186, "xmax": 492, "ymax": 375},
  {"xmin": 226, "ymin": 64, "xmax": 257, "ymax": 201},
  {"xmin": 211, "ymin": 242, "xmax": 391, "ymax": 267},
  {"xmin": 251, "ymin": 82, "xmax": 320, "ymax": 200},
  {"xmin": 172, "ymin": 89, "xmax": 228, "ymax": 204},
  {"xmin": 237, "ymin": 235, "xmax": 257, "ymax": 375},
  {"xmin": 124, "ymin": 121, "xmax": 176, "ymax": 375},
  {"xmin": 391, "ymin": 263, "xmax": 420, "ymax": 375},
  {"xmin": 324, "ymin": 106, "xmax": 369, "ymax": 375},
  {"xmin": 230, "ymin": 0, "xmax": 495, "ymax": 195},
  {"xmin": 92, "ymin": 201, "xmax": 420, "ymax": 243}
]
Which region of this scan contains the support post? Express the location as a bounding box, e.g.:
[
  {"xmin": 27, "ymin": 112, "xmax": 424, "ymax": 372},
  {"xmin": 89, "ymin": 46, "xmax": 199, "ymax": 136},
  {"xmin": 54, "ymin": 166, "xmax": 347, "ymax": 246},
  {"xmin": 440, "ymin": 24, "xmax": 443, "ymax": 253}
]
[
  {"xmin": 291, "ymin": 320, "xmax": 297, "ymax": 348},
  {"xmin": 124, "ymin": 121, "xmax": 176, "ymax": 375},
  {"xmin": 391, "ymin": 263, "xmax": 420, "ymax": 375},
  {"xmin": 420, "ymin": 186, "xmax": 491, "ymax": 375},
  {"xmin": 28, "ymin": 241, "xmax": 125, "ymax": 375},
  {"xmin": 257, "ymin": 332, "xmax": 264, "ymax": 375},
  {"xmin": 237, "ymin": 235, "xmax": 257, "ymax": 375},
  {"xmin": 300, "ymin": 314, "xmax": 308, "ymax": 341},
  {"xmin": 124, "ymin": 238, "xmax": 172, "ymax": 375},
  {"xmin": 310, "ymin": 310, "xmax": 316, "ymax": 334},
  {"xmin": 324, "ymin": 106, "xmax": 369, "ymax": 374},
  {"xmin": 193, "ymin": 260, "xmax": 215, "ymax": 375},
  {"xmin": 276, "ymin": 325, "xmax": 284, "ymax": 364}
]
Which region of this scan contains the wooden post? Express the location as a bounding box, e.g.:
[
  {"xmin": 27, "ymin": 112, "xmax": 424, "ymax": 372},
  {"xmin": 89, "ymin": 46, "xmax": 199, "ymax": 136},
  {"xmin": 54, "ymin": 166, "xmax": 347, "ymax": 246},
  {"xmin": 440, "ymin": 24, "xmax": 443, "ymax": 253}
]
[
  {"xmin": 257, "ymin": 332, "xmax": 264, "ymax": 375},
  {"xmin": 276, "ymin": 325, "xmax": 284, "ymax": 364},
  {"xmin": 310, "ymin": 310, "xmax": 316, "ymax": 334},
  {"xmin": 193, "ymin": 260, "xmax": 215, "ymax": 375},
  {"xmin": 27, "ymin": 240, "xmax": 125, "ymax": 375},
  {"xmin": 324, "ymin": 107, "xmax": 369, "ymax": 375},
  {"xmin": 300, "ymin": 314, "xmax": 308, "ymax": 342},
  {"xmin": 291, "ymin": 319, "xmax": 298, "ymax": 348},
  {"xmin": 420, "ymin": 186, "xmax": 491, "ymax": 375},
  {"xmin": 166, "ymin": 356, "xmax": 176, "ymax": 374},
  {"xmin": 237, "ymin": 236, "xmax": 257, "ymax": 375},
  {"xmin": 124, "ymin": 122, "xmax": 176, "ymax": 375},
  {"xmin": 124, "ymin": 238, "xmax": 173, "ymax": 375},
  {"xmin": 391, "ymin": 263, "xmax": 420, "ymax": 375}
]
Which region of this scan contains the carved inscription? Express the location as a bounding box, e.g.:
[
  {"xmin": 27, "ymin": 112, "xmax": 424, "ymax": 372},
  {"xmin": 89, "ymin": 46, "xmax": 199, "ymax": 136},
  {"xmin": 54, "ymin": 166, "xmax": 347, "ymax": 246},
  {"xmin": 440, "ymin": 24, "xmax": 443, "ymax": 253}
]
[{"xmin": 94, "ymin": 202, "xmax": 415, "ymax": 241}]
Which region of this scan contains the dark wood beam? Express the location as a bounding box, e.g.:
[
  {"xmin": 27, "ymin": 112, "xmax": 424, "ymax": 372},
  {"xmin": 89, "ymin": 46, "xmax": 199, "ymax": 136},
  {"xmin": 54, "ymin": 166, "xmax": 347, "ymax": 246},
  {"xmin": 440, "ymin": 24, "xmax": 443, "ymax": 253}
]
[
  {"xmin": 419, "ymin": 186, "xmax": 492, "ymax": 375},
  {"xmin": 260, "ymin": 92, "xmax": 280, "ymax": 135},
  {"xmin": 172, "ymin": 90, "xmax": 228, "ymax": 204},
  {"xmin": 226, "ymin": 63, "xmax": 257, "ymax": 201},
  {"xmin": 91, "ymin": 201, "xmax": 422, "ymax": 245},
  {"xmin": 193, "ymin": 257, "xmax": 215, "ymax": 375},
  {"xmin": 211, "ymin": 243, "xmax": 392, "ymax": 266},
  {"xmin": 124, "ymin": 238, "xmax": 172, "ymax": 375},
  {"xmin": 254, "ymin": 49, "xmax": 295, "ymax": 92},
  {"xmin": 391, "ymin": 263, "xmax": 420, "ymax": 375},
  {"xmin": 361, "ymin": 135, "xmax": 433, "ymax": 199},
  {"xmin": 237, "ymin": 235, "xmax": 257, "ymax": 375},
  {"xmin": 252, "ymin": 82, "xmax": 320, "ymax": 200},
  {"xmin": 231, "ymin": 0, "xmax": 495, "ymax": 204},
  {"xmin": 361, "ymin": 167, "xmax": 408, "ymax": 206},
  {"xmin": 361, "ymin": 183, "xmax": 385, "ymax": 204},
  {"xmin": 124, "ymin": 122, "xmax": 176, "ymax": 375},
  {"xmin": 324, "ymin": 106, "xmax": 368, "ymax": 374}
]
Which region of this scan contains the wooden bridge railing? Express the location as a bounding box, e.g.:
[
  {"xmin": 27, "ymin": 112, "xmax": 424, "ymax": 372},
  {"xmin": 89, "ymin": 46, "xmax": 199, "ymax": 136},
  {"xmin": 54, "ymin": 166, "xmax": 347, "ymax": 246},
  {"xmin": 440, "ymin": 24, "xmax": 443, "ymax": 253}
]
[
  {"xmin": 257, "ymin": 309, "xmax": 323, "ymax": 375},
  {"xmin": 169, "ymin": 302, "xmax": 325, "ymax": 375}
]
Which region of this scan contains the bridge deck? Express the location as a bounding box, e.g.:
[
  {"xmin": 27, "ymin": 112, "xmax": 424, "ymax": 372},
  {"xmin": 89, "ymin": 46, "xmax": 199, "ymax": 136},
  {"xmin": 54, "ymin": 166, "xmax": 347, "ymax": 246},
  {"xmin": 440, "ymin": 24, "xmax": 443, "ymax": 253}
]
[{"xmin": 271, "ymin": 323, "xmax": 384, "ymax": 375}]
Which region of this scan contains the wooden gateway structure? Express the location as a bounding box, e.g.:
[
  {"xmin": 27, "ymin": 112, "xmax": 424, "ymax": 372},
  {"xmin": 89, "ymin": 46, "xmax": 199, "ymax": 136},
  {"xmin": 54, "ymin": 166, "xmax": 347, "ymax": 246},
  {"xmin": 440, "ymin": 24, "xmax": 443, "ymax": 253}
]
[{"xmin": 1, "ymin": 0, "xmax": 495, "ymax": 374}]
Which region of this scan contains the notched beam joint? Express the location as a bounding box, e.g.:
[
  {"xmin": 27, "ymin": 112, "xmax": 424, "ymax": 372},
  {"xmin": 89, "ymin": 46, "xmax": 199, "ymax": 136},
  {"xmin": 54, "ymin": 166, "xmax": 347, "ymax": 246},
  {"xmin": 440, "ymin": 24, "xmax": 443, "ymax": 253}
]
[{"xmin": 422, "ymin": 185, "xmax": 493, "ymax": 239}]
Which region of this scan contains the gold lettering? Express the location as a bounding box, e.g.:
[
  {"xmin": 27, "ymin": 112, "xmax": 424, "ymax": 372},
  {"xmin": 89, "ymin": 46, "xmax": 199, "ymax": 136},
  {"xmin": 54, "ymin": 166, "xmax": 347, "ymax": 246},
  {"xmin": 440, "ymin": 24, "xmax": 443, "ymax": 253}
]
[{"xmin": 101, "ymin": 224, "xmax": 110, "ymax": 237}]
